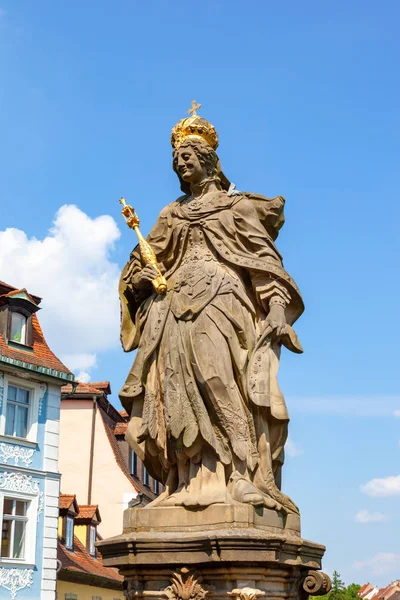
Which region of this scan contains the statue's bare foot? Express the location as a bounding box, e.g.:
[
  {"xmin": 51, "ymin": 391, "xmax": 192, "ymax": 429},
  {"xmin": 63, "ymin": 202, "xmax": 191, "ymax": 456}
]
[{"xmin": 229, "ymin": 474, "xmax": 281, "ymax": 510}]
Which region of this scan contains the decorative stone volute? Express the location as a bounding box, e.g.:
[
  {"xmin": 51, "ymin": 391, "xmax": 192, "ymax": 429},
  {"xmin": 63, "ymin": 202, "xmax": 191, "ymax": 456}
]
[{"xmin": 303, "ymin": 570, "xmax": 332, "ymax": 596}]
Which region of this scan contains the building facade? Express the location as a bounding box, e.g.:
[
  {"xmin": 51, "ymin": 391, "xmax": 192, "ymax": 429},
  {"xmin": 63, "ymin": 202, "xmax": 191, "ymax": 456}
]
[
  {"xmin": 0, "ymin": 280, "xmax": 73, "ymax": 600},
  {"xmin": 59, "ymin": 382, "xmax": 161, "ymax": 539}
]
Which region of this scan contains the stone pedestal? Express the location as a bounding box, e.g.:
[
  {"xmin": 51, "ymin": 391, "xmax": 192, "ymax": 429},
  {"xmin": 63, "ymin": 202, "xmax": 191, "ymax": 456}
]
[{"xmin": 97, "ymin": 505, "xmax": 330, "ymax": 600}]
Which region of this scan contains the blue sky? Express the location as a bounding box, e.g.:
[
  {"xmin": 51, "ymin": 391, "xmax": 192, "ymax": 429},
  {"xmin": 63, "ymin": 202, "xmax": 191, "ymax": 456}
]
[{"xmin": 1, "ymin": 0, "xmax": 400, "ymax": 586}]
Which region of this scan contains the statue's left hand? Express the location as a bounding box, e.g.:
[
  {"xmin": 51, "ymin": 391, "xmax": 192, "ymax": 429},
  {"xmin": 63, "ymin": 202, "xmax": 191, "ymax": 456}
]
[{"xmin": 264, "ymin": 303, "xmax": 286, "ymax": 340}]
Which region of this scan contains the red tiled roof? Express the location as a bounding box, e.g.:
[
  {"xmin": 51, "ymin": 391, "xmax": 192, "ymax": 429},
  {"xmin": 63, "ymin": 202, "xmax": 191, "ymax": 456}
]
[
  {"xmin": 62, "ymin": 382, "xmax": 105, "ymax": 395},
  {"xmin": 0, "ymin": 281, "xmax": 41, "ymax": 305},
  {"xmin": 0, "ymin": 311, "xmax": 72, "ymax": 377},
  {"xmin": 375, "ymin": 584, "xmax": 400, "ymax": 600},
  {"xmin": 119, "ymin": 409, "xmax": 129, "ymax": 418},
  {"xmin": 59, "ymin": 494, "xmax": 77, "ymax": 510},
  {"xmin": 76, "ymin": 504, "xmax": 100, "ymax": 522},
  {"xmin": 90, "ymin": 381, "xmax": 112, "ymax": 394},
  {"xmin": 114, "ymin": 422, "xmax": 128, "ymax": 436},
  {"xmin": 58, "ymin": 535, "xmax": 122, "ymax": 587}
]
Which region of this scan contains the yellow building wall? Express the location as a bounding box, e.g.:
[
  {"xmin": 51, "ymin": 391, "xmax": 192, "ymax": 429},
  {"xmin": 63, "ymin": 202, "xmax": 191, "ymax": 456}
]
[
  {"xmin": 75, "ymin": 523, "xmax": 87, "ymax": 546},
  {"xmin": 57, "ymin": 579, "xmax": 123, "ymax": 600}
]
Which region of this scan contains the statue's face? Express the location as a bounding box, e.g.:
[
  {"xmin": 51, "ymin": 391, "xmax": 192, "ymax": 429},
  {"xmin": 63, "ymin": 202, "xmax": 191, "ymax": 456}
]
[{"xmin": 175, "ymin": 146, "xmax": 208, "ymax": 184}]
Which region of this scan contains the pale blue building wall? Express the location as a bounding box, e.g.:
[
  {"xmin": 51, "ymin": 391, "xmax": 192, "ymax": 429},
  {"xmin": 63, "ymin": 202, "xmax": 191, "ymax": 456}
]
[{"xmin": 0, "ymin": 371, "xmax": 64, "ymax": 600}]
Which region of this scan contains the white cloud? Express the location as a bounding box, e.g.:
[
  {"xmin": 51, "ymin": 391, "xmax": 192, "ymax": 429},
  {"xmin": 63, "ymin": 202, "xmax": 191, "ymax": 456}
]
[
  {"xmin": 355, "ymin": 509, "xmax": 389, "ymax": 524},
  {"xmin": 289, "ymin": 395, "xmax": 400, "ymax": 417},
  {"xmin": 75, "ymin": 371, "xmax": 91, "ymax": 383},
  {"xmin": 361, "ymin": 475, "xmax": 400, "ymax": 498},
  {"xmin": 61, "ymin": 353, "xmax": 97, "ymax": 373},
  {"xmin": 0, "ymin": 205, "xmax": 121, "ymax": 378},
  {"xmin": 394, "ymin": 409, "xmax": 400, "ymax": 417},
  {"xmin": 285, "ymin": 436, "xmax": 303, "ymax": 458},
  {"xmin": 354, "ymin": 553, "xmax": 400, "ymax": 575}
]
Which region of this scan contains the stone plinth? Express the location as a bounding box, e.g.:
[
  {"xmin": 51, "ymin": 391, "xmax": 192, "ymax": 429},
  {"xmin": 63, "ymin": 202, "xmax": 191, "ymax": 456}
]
[{"xmin": 97, "ymin": 505, "xmax": 330, "ymax": 600}]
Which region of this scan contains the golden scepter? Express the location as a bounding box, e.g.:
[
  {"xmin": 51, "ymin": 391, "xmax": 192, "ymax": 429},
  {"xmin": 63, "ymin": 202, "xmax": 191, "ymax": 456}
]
[{"xmin": 119, "ymin": 197, "xmax": 167, "ymax": 294}]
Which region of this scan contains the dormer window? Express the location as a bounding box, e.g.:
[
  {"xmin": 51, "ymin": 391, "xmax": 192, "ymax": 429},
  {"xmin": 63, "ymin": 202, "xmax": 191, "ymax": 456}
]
[
  {"xmin": 10, "ymin": 312, "xmax": 27, "ymax": 344},
  {"xmin": 0, "ymin": 287, "xmax": 41, "ymax": 348}
]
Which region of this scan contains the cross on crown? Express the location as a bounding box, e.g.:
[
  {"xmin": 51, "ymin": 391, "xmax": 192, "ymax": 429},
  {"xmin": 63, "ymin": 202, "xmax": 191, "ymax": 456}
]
[{"xmin": 187, "ymin": 100, "xmax": 201, "ymax": 117}]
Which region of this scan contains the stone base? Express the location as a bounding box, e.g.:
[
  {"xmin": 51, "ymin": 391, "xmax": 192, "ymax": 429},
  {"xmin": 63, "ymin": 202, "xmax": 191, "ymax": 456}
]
[{"xmin": 97, "ymin": 505, "xmax": 330, "ymax": 600}]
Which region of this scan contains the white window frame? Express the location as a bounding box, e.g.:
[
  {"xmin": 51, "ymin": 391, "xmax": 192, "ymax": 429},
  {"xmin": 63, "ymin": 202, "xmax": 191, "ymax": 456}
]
[
  {"xmin": 65, "ymin": 516, "xmax": 74, "ymax": 549},
  {"xmin": 0, "ymin": 491, "xmax": 38, "ymax": 566},
  {"xmin": 0, "ymin": 375, "xmax": 40, "ymax": 444},
  {"xmin": 89, "ymin": 524, "xmax": 96, "ymax": 555},
  {"xmin": 10, "ymin": 312, "xmax": 27, "ymax": 345}
]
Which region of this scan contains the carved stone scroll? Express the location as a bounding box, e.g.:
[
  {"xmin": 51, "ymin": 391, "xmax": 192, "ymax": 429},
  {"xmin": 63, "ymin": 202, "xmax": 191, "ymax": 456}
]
[{"xmin": 303, "ymin": 570, "xmax": 332, "ymax": 596}]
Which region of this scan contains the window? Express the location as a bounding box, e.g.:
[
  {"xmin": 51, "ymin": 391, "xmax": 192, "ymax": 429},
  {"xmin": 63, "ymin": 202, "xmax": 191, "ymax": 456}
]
[
  {"xmin": 65, "ymin": 516, "xmax": 74, "ymax": 549},
  {"xmin": 143, "ymin": 467, "xmax": 149, "ymax": 486},
  {"xmin": 154, "ymin": 479, "xmax": 159, "ymax": 495},
  {"xmin": 92, "ymin": 596, "xmax": 102, "ymax": 600},
  {"xmin": 89, "ymin": 525, "xmax": 96, "ymax": 556},
  {"xmin": 130, "ymin": 450, "xmax": 137, "ymax": 476},
  {"xmin": 5, "ymin": 385, "xmax": 30, "ymax": 439},
  {"xmin": 1, "ymin": 498, "xmax": 29, "ymax": 559},
  {"xmin": 10, "ymin": 313, "xmax": 27, "ymax": 344},
  {"xmin": 65, "ymin": 595, "xmax": 78, "ymax": 600}
]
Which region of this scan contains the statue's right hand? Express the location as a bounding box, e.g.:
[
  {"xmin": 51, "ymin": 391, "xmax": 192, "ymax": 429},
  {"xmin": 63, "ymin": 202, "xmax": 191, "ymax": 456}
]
[{"xmin": 132, "ymin": 265, "xmax": 159, "ymax": 290}]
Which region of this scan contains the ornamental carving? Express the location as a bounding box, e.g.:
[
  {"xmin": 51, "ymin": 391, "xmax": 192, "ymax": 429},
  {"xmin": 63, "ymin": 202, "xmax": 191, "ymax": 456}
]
[
  {"xmin": 303, "ymin": 570, "xmax": 332, "ymax": 596},
  {"xmin": 38, "ymin": 383, "xmax": 47, "ymax": 417},
  {"xmin": 162, "ymin": 568, "xmax": 209, "ymax": 600},
  {"xmin": 0, "ymin": 472, "xmax": 40, "ymax": 495},
  {"xmin": 0, "ymin": 372, "xmax": 4, "ymax": 409},
  {"xmin": 228, "ymin": 588, "xmax": 265, "ymax": 600},
  {"xmin": 0, "ymin": 443, "xmax": 35, "ymax": 467},
  {"xmin": 0, "ymin": 568, "xmax": 34, "ymax": 599}
]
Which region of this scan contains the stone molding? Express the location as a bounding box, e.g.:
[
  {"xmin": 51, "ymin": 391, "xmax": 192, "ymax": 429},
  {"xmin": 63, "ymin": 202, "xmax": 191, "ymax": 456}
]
[
  {"xmin": 0, "ymin": 443, "xmax": 35, "ymax": 467},
  {"xmin": 0, "ymin": 567, "xmax": 34, "ymax": 599}
]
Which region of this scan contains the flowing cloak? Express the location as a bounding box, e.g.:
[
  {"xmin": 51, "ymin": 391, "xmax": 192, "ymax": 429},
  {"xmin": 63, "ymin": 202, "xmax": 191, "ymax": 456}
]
[{"xmin": 119, "ymin": 192, "xmax": 304, "ymax": 488}]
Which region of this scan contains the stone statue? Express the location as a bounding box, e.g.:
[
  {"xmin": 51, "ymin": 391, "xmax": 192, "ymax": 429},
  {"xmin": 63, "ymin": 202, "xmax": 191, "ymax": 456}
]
[{"xmin": 119, "ymin": 103, "xmax": 304, "ymax": 514}]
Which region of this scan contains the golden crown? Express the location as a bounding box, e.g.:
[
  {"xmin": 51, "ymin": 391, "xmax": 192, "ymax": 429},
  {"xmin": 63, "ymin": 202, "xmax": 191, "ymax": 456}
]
[{"xmin": 171, "ymin": 101, "xmax": 219, "ymax": 151}]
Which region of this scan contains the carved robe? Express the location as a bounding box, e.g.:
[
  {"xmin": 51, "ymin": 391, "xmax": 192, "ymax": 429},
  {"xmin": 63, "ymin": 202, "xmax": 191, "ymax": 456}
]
[{"xmin": 119, "ymin": 191, "xmax": 303, "ymax": 511}]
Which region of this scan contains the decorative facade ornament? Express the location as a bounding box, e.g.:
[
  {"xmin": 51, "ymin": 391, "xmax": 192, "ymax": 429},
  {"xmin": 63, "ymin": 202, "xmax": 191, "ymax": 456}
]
[
  {"xmin": 0, "ymin": 443, "xmax": 35, "ymax": 467},
  {"xmin": 302, "ymin": 570, "xmax": 332, "ymax": 596},
  {"xmin": 0, "ymin": 472, "xmax": 40, "ymax": 495},
  {"xmin": 162, "ymin": 568, "xmax": 209, "ymax": 600},
  {"xmin": 0, "ymin": 567, "xmax": 34, "ymax": 599},
  {"xmin": 38, "ymin": 383, "xmax": 47, "ymax": 417},
  {"xmin": 228, "ymin": 588, "xmax": 265, "ymax": 600},
  {"xmin": 0, "ymin": 371, "xmax": 4, "ymax": 409},
  {"xmin": 37, "ymin": 491, "xmax": 44, "ymax": 521}
]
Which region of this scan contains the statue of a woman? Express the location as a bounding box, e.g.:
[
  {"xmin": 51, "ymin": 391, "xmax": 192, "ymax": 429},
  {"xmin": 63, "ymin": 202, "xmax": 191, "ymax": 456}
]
[{"xmin": 119, "ymin": 106, "xmax": 304, "ymax": 513}]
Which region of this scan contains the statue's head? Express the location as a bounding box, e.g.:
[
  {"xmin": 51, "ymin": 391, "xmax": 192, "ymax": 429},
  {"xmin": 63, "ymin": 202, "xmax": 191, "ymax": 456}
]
[
  {"xmin": 173, "ymin": 138, "xmax": 219, "ymax": 188},
  {"xmin": 171, "ymin": 102, "xmax": 230, "ymax": 194}
]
